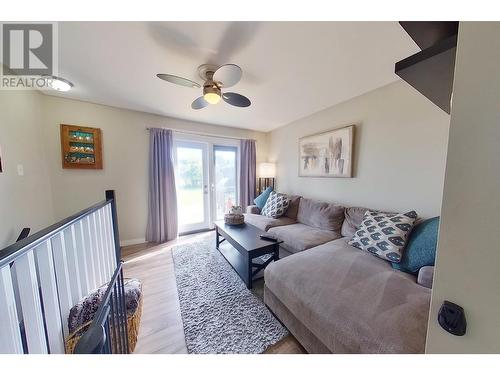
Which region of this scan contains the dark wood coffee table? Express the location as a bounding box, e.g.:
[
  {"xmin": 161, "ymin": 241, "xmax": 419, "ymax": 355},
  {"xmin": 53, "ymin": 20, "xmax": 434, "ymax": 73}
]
[{"xmin": 214, "ymin": 220, "xmax": 282, "ymax": 289}]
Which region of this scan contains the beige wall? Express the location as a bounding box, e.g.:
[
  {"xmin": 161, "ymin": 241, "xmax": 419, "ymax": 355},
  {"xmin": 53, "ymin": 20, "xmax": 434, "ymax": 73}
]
[
  {"xmin": 426, "ymin": 22, "xmax": 500, "ymax": 353},
  {"xmin": 40, "ymin": 95, "xmax": 268, "ymax": 244},
  {"xmin": 0, "ymin": 90, "xmax": 55, "ymax": 248},
  {"xmin": 269, "ymin": 80, "xmax": 450, "ymax": 219}
]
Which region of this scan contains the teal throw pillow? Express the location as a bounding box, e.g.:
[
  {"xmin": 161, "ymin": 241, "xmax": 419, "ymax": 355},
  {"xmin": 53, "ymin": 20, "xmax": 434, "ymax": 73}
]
[
  {"xmin": 392, "ymin": 217, "xmax": 439, "ymax": 274},
  {"xmin": 253, "ymin": 186, "xmax": 273, "ymax": 210}
]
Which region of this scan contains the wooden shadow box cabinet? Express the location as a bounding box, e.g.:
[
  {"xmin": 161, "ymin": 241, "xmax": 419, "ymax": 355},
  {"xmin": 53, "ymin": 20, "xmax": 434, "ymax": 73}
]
[{"xmin": 60, "ymin": 124, "xmax": 103, "ymax": 169}]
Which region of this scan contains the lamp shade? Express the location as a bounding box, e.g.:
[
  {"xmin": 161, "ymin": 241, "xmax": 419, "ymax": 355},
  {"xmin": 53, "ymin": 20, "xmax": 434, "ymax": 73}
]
[{"xmin": 258, "ymin": 162, "xmax": 276, "ymax": 178}]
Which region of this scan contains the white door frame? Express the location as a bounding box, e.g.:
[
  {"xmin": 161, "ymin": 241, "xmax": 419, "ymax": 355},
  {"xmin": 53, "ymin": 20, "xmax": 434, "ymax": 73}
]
[{"xmin": 173, "ymin": 132, "xmax": 240, "ymax": 231}]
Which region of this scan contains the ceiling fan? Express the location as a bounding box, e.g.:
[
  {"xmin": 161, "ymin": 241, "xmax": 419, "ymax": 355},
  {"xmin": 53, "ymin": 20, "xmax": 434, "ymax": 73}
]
[{"xmin": 157, "ymin": 64, "xmax": 251, "ymax": 110}]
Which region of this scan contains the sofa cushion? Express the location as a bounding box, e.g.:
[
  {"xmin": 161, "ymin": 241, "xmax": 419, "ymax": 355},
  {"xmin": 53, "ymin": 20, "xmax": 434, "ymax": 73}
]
[
  {"xmin": 392, "ymin": 217, "xmax": 439, "ymax": 274},
  {"xmin": 243, "ymin": 213, "xmax": 296, "ymax": 232},
  {"xmin": 264, "ymin": 238, "xmax": 431, "ymax": 353},
  {"xmin": 254, "ymin": 186, "xmax": 273, "ymax": 210},
  {"xmin": 284, "ymin": 195, "xmax": 302, "ymax": 220},
  {"xmin": 268, "ymin": 223, "xmax": 341, "ymax": 253},
  {"xmin": 296, "ymin": 198, "xmax": 344, "ymax": 231},
  {"xmin": 261, "ymin": 191, "xmax": 290, "ymax": 218},
  {"xmin": 341, "ymin": 206, "xmax": 395, "ymax": 237},
  {"xmin": 341, "ymin": 206, "xmax": 369, "ymax": 237},
  {"xmin": 245, "ymin": 205, "xmax": 261, "ymax": 215},
  {"xmin": 348, "ymin": 210, "xmax": 418, "ymax": 263}
]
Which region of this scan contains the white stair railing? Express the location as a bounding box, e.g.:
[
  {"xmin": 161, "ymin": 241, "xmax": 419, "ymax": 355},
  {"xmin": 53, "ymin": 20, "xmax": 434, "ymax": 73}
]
[{"xmin": 0, "ymin": 190, "xmax": 120, "ymax": 354}]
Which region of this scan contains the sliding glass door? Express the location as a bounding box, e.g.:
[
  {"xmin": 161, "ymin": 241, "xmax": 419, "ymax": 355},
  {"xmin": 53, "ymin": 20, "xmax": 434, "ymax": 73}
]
[
  {"xmin": 173, "ymin": 134, "xmax": 240, "ymax": 233},
  {"xmin": 173, "ymin": 140, "xmax": 210, "ymax": 233},
  {"xmin": 214, "ymin": 146, "xmax": 238, "ymax": 221}
]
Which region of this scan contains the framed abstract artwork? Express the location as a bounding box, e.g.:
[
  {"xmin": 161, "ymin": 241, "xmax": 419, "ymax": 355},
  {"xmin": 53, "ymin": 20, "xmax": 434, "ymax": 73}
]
[{"xmin": 298, "ymin": 125, "xmax": 354, "ymax": 178}]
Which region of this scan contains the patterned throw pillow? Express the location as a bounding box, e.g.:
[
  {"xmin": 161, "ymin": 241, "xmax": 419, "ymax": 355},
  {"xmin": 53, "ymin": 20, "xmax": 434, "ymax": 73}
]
[
  {"xmin": 261, "ymin": 192, "xmax": 290, "ymax": 218},
  {"xmin": 348, "ymin": 210, "xmax": 418, "ymax": 263}
]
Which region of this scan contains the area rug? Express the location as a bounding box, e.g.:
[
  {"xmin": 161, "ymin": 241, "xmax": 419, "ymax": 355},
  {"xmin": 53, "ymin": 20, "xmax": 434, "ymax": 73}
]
[{"xmin": 171, "ymin": 239, "xmax": 288, "ymax": 354}]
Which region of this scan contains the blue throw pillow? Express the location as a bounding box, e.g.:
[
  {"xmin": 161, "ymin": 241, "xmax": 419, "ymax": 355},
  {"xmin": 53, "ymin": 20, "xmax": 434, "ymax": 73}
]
[
  {"xmin": 392, "ymin": 217, "xmax": 439, "ymax": 274},
  {"xmin": 253, "ymin": 186, "xmax": 273, "ymax": 210}
]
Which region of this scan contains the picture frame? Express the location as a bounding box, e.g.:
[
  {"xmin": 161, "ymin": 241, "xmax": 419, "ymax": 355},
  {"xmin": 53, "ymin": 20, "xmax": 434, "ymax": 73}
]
[
  {"xmin": 60, "ymin": 124, "xmax": 103, "ymax": 169},
  {"xmin": 298, "ymin": 125, "xmax": 354, "ymax": 178}
]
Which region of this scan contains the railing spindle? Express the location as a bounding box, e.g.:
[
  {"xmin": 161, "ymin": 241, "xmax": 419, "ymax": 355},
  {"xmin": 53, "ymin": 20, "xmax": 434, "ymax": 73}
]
[
  {"xmin": 104, "ymin": 319, "xmax": 112, "ymax": 354},
  {"xmin": 51, "ymin": 232, "xmax": 74, "ymax": 339},
  {"xmin": 13, "ymin": 250, "xmax": 48, "ymax": 353},
  {"xmin": 110, "ymin": 286, "xmax": 120, "ymax": 353},
  {"xmin": 90, "ymin": 213, "xmax": 104, "ymax": 286},
  {"xmin": 96, "ymin": 210, "xmax": 110, "ymax": 281},
  {"xmin": 103, "ymin": 206, "xmax": 116, "ymax": 273},
  {"xmin": 34, "ymin": 241, "xmax": 65, "ymax": 353},
  {"xmin": 63, "ymin": 226, "xmax": 83, "ymax": 303},
  {"xmin": 106, "ymin": 204, "xmax": 118, "ymax": 267},
  {"xmin": 74, "ymin": 221, "xmax": 90, "ymax": 293},
  {"xmin": 100, "ymin": 207, "xmax": 113, "ymax": 279},
  {"xmin": 119, "ymin": 269, "xmax": 130, "ymax": 353},
  {"xmin": 82, "ymin": 216, "xmax": 98, "ymax": 289},
  {"xmin": 0, "ymin": 266, "xmax": 23, "ymax": 353}
]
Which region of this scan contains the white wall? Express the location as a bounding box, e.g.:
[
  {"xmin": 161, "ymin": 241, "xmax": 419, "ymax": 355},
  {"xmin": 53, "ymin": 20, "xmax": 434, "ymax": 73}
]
[
  {"xmin": 426, "ymin": 22, "xmax": 500, "ymax": 353},
  {"xmin": 40, "ymin": 95, "xmax": 268, "ymax": 244},
  {"xmin": 269, "ymin": 80, "xmax": 450, "ymax": 219},
  {"xmin": 0, "ymin": 90, "xmax": 55, "ymax": 248}
]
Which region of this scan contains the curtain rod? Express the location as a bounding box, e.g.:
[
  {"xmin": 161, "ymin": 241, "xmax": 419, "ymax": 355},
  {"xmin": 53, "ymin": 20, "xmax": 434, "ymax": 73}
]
[{"xmin": 145, "ymin": 127, "xmax": 255, "ymax": 142}]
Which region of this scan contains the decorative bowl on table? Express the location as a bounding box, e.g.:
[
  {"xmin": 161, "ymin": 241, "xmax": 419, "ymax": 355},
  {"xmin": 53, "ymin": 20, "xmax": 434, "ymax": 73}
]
[{"xmin": 224, "ymin": 206, "xmax": 244, "ymax": 225}]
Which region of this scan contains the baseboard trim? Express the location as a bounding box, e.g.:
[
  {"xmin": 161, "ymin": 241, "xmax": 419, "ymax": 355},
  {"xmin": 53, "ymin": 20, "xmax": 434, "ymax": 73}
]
[{"xmin": 120, "ymin": 238, "xmax": 146, "ymax": 247}]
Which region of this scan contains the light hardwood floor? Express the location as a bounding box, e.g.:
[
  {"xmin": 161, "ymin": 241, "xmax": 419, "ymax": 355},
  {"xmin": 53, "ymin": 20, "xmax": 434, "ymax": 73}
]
[{"xmin": 122, "ymin": 231, "xmax": 305, "ymax": 354}]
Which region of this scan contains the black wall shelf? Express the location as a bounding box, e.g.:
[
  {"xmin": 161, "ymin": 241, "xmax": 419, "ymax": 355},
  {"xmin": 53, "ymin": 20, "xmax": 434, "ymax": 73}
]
[{"xmin": 396, "ymin": 22, "xmax": 459, "ymax": 114}]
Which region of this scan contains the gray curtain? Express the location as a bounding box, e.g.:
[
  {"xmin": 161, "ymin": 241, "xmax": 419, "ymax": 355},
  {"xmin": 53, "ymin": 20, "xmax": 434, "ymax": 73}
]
[
  {"xmin": 240, "ymin": 139, "xmax": 256, "ymax": 210},
  {"xmin": 146, "ymin": 128, "xmax": 178, "ymax": 243}
]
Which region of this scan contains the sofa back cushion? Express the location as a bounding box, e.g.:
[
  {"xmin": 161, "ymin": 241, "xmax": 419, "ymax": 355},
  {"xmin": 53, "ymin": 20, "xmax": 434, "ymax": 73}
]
[
  {"xmin": 284, "ymin": 195, "xmax": 302, "ymax": 220},
  {"xmin": 297, "ymin": 198, "xmax": 344, "ymax": 232},
  {"xmin": 341, "ymin": 206, "xmax": 370, "ymax": 237}
]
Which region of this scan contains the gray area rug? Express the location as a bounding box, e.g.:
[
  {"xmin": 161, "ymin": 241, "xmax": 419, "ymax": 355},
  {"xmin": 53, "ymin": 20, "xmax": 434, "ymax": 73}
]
[{"xmin": 171, "ymin": 239, "xmax": 288, "ymax": 354}]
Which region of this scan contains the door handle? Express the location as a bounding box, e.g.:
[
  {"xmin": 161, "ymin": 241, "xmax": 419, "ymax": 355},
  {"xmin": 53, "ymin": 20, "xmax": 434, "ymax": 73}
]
[{"xmin": 203, "ymin": 185, "xmax": 208, "ymax": 194}]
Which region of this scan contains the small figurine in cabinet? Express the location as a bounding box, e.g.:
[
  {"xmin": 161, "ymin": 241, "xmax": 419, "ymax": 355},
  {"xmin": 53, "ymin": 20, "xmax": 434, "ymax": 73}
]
[{"xmin": 60, "ymin": 124, "xmax": 103, "ymax": 169}]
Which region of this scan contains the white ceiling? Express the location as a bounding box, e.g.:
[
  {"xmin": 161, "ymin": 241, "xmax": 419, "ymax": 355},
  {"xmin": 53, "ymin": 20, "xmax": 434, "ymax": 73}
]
[{"xmin": 47, "ymin": 22, "xmax": 419, "ymax": 132}]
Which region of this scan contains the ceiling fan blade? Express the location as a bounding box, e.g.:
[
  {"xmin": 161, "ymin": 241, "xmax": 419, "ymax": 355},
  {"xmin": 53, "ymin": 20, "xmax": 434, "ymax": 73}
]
[
  {"xmin": 222, "ymin": 92, "xmax": 251, "ymax": 108},
  {"xmin": 157, "ymin": 74, "xmax": 200, "ymax": 88},
  {"xmin": 191, "ymin": 96, "xmax": 210, "ymax": 110},
  {"xmin": 213, "ymin": 64, "xmax": 242, "ymax": 88}
]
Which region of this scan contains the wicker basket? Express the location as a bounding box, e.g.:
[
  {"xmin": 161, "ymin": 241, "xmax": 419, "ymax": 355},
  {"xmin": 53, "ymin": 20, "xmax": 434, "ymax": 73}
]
[
  {"xmin": 224, "ymin": 213, "xmax": 245, "ymax": 225},
  {"xmin": 65, "ymin": 294, "xmax": 143, "ymax": 354}
]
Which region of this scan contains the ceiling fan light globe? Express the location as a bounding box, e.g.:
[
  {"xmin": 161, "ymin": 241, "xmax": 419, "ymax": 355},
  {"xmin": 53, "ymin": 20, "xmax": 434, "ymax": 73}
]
[{"xmin": 203, "ymin": 92, "xmax": 221, "ymax": 104}]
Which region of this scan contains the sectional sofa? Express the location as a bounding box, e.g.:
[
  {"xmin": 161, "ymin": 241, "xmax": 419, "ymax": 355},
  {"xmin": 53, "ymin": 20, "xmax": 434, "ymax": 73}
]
[{"xmin": 245, "ymin": 196, "xmax": 432, "ymax": 354}]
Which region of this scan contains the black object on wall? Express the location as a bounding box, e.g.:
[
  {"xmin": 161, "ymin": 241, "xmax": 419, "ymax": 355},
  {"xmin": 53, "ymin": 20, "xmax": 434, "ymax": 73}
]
[
  {"xmin": 399, "ymin": 21, "xmax": 458, "ymax": 49},
  {"xmin": 395, "ymin": 21, "xmax": 459, "ymax": 114},
  {"xmin": 438, "ymin": 300, "xmax": 467, "ymax": 336},
  {"xmin": 16, "ymin": 228, "xmax": 31, "ymax": 242}
]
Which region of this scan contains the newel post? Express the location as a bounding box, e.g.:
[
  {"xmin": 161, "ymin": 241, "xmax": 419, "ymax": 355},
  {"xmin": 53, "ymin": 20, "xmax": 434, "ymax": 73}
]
[{"xmin": 105, "ymin": 190, "xmax": 121, "ymax": 263}]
